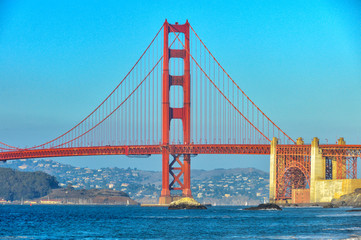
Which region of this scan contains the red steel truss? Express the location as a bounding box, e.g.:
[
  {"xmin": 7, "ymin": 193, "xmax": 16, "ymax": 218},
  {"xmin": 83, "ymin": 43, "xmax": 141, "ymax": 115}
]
[
  {"xmin": 0, "ymin": 144, "xmax": 270, "ymax": 162},
  {"xmin": 320, "ymin": 145, "xmax": 361, "ymax": 157},
  {"xmin": 321, "ymin": 145, "xmax": 361, "ymax": 179},
  {"xmin": 275, "ymin": 145, "xmax": 311, "ymax": 201},
  {"xmin": 274, "ymin": 145, "xmax": 361, "ymax": 201}
]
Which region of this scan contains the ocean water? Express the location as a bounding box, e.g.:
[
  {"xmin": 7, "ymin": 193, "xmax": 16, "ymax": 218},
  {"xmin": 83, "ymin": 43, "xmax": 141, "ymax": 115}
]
[{"xmin": 1, "ymin": 205, "xmax": 361, "ymax": 239}]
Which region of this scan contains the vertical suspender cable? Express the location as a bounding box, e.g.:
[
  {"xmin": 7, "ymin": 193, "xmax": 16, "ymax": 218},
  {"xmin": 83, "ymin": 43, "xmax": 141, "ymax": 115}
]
[
  {"xmin": 149, "ymin": 37, "xmax": 155, "ymax": 144},
  {"xmin": 178, "ymin": 37, "xmax": 180, "ymax": 143},
  {"xmin": 199, "ymin": 39, "xmax": 201, "ymax": 143},
  {"xmin": 204, "ymin": 47, "xmax": 207, "ymax": 143},
  {"xmin": 195, "ymin": 38, "xmax": 198, "ymax": 143}
]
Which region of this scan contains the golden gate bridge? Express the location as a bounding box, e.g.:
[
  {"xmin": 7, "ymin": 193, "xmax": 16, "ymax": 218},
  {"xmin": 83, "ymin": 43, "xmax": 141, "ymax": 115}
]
[{"xmin": 1, "ymin": 20, "xmax": 360, "ymax": 204}]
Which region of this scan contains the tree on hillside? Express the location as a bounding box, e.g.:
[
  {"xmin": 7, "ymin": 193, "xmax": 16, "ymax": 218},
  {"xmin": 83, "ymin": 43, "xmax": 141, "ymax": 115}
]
[{"xmin": 0, "ymin": 168, "xmax": 59, "ymax": 201}]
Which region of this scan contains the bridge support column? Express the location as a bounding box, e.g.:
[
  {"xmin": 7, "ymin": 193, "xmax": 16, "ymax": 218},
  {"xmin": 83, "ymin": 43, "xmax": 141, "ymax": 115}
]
[
  {"xmin": 183, "ymin": 154, "xmax": 192, "ymax": 197},
  {"xmin": 159, "ymin": 20, "xmax": 192, "ymax": 204},
  {"xmin": 159, "ymin": 19, "xmax": 171, "ymax": 204},
  {"xmin": 159, "ymin": 148, "xmax": 171, "ymax": 204},
  {"xmin": 310, "ymin": 137, "xmax": 325, "ymax": 203},
  {"xmin": 333, "ymin": 137, "xmax": 346, "ymax": 179},
  {"xmin": 269, "ymin": 137, "xmax": 278, "ymax": 203}
]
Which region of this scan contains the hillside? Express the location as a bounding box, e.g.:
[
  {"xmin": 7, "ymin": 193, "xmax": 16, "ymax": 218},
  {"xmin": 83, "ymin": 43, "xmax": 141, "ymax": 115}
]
[
  {"xmin": 2, "ymin": 159, "xmax": 269, "ymax": 205},
  {"xmin": 0, "ymin": 168, "xmax": 59, "ymax": 201}
]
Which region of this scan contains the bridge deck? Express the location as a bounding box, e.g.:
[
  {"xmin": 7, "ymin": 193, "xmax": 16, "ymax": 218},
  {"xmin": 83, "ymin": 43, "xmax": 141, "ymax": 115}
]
[
  {"xmin": 3, "ymin": 144, "xmax": 361, "ymax": 161},
  {"xmin": 0, "ymin": 144, "xmax": 271, "ymax": 161}
]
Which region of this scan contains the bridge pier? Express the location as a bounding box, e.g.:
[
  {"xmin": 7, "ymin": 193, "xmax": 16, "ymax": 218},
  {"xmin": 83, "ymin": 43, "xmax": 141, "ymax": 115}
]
[
  {"xmin": 310, "ymin": 137, "xmax": 325, "ymax": 203},
  {"xmin": 271, "ymin": 136, "xmax": 360, "ymax": 204},
  {"xmin": 310, "ymin": 137, "xmax": 361, "ymax": 202},
  {"xmin": 269, "ymin": 137, "xmax": 278, "ymax": 203}
]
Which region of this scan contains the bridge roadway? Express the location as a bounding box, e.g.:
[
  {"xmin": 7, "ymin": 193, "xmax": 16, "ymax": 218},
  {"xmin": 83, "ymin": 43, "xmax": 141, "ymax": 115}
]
[
  {"xmin": 2, "ymin": 144, "xmax": 360, "ymax": 161},
  {"xmin": 0, "ymin": 144, "xmax": 271, "ymax": 161}
]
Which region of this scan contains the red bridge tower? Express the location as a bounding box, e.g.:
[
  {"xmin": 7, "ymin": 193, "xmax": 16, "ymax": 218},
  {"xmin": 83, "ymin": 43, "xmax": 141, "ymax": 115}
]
[{"xmin": 159, "ymin": 20, "xmax": 192, "ymax": 204}]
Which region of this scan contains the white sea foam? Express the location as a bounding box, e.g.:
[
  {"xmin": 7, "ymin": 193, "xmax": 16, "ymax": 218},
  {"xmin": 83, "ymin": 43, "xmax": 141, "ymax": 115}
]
[
  {"xmin": 317, "ymin": 212, "xmax": 361, "ymax": 217},
  {"xmin": 323, "ymin": 227, "xmax": 361, "ymax": 231},
  {"xmin": 253, "ymin": 235, "xmax": 345, "ymax": 239}
]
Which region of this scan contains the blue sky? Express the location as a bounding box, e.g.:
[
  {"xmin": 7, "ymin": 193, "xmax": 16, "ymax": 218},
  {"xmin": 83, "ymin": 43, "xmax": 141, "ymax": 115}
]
[{"xmin": 1, "ymin": 0, "xmax": 361, "ymax": 171}]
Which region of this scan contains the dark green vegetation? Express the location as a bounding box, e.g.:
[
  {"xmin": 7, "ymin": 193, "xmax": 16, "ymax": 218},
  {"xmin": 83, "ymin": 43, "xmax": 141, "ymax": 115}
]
[{"xmin": 0, "ymin": 168, "xmax": 59, "ymax": 201}]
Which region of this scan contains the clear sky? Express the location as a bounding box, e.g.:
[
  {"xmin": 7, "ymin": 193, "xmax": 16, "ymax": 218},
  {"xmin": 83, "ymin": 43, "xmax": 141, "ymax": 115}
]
[{"xmin": 1, "ymin": 0, "xmax": 361, "ymax": 172}]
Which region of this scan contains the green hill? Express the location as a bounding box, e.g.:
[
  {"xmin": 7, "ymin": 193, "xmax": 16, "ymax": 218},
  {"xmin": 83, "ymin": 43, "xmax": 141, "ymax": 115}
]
[{"xmin": 0, "ymin": 168, "xmax": 59, "ymax": 201}]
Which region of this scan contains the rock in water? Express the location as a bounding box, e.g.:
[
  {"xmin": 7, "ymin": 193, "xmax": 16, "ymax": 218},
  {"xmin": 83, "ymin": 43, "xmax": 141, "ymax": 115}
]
[
  {"xmin": 346, "ymin": 209, "xmax": 361, "ymax": 212},
  {"xmin": 168, "ymin": 197, "xmax": 207, "ymax": 210},
  {"xmin": 323, "ymin": 203, "xmax": 338, "ymax": 208},
  {"xmin": 244, "ymin": 203, "xmax": 282, "ymax": 211}
]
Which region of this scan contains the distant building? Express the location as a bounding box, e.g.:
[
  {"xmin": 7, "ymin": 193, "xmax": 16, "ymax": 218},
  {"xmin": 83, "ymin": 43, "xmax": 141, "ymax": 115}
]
[{"xmin": 40, "ymin": 199, "xmax": 62, "ymax": 204}]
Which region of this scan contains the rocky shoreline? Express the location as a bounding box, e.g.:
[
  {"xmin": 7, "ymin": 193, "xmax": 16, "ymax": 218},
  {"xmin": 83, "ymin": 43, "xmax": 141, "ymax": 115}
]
[
  {"xmin": 276, "ymin": 189, "xmax": 361, "ymax": 208},
  {"xmin": 331, "ymin": 188, "xmax": 361, "ymax": 207}
]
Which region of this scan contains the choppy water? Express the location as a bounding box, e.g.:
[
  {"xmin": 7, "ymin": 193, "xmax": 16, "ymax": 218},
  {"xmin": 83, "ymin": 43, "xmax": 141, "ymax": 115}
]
[{"xmin": 1, "ymin": 205, "xmax": 361, "ymax": 239}]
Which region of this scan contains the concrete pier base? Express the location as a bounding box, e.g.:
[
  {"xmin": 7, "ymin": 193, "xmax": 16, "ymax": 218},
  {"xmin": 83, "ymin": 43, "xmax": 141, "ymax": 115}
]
[
  {"xmin": 159, "ymin": 195, "xmax": 184, "ymax": 205},
  {"xmin": 310, "ymin": 137, "xmax": 326, "ymax": 203},
  {"xmin": 269, "ymin": 137, "xmax": 278, "ymax": 203}
]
